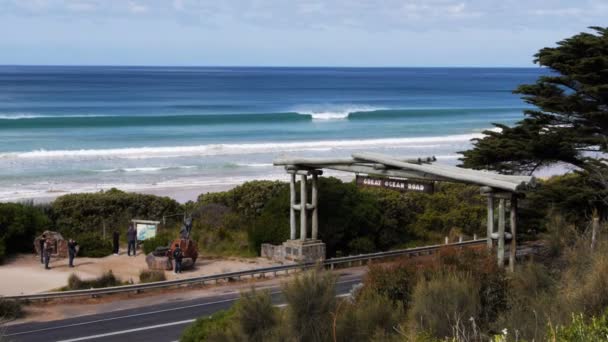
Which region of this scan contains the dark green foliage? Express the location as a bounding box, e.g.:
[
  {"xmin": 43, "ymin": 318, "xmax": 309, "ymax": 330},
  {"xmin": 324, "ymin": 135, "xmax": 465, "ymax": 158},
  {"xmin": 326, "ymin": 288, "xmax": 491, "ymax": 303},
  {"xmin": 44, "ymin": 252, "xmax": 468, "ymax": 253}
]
[
  {"xmin": 524, "ymin": 174, "xmax": 608, "ymax": 229},
  {"xmin": 461, "ymin": 27, "xmax": 608, "ymax": 176},
  {"xmin": 64, "ymin": 271, "xmax": 122, "ymax": 290},
  {"xmin": 76, "ymin": 234, "xmax": 113, "ymax": 257},
  {"xmin": 406, "ymin": 183, "xmax": 486, "ymax": 240},
  {"xmin": 247, "ymin": 187, "xmax": 290, "ymax": 253},
  {"xmin": 139, "ymin": 270, "xmax": 166, "ymax": 283},
  {"xmin": 198, "ymin": 180, "xmax": 287, "ymax": 218},
  {"xmin": 142, "ymin": 233, "xmax": 172, "ymax": 255},
  {"xmin": 0, "ymin": 202, "xmax": 50, "ymax": 263},
  {"xmin": 217, "ymin": 178, "xmax": 485, "ymax": 256},
  {"xmin": 0, "ymin": 298, "xmax": 23, "ymax": 320},
  {"xmin": 51, "ymin": 188, "xmax": 181, "ymax": 237},
  {"xmin": 180, "ymin": 308, "xmax": 237, "ymax": 342}
]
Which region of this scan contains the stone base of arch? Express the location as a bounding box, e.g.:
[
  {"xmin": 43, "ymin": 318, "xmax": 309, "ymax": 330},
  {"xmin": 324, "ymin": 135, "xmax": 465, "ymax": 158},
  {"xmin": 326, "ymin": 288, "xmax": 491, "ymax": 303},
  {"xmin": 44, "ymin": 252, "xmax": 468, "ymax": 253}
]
[{"xmin": 261, "ymin": 239, "xmax": 326, "ymax": 263}]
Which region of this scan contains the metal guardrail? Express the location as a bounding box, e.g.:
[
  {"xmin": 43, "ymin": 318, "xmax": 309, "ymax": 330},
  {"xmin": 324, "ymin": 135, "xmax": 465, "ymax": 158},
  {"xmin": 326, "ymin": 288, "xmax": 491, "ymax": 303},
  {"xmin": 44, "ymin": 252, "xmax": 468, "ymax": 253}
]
[{"xmin": 4, "ymin": 239, "xmax": 486, "ymax": 301}]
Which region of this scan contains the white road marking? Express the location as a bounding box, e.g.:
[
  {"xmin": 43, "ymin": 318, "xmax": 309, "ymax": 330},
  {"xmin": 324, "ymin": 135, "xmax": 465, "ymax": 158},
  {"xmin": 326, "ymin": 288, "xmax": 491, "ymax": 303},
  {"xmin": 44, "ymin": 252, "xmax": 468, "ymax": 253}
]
[
  {"xmin": 5, "ymin": 277, "xmax": 361, "ymax": 338},
  {"xmin": 54, "ymin": 292, "xmax": 355, "ymax": 341},
  {"xmin": 3, "ymin": 296, "xmax": 244, "ymax": 337},
  {"xmin": 56, "ymin": 319, "xmax": 196, "ymax": 342}
]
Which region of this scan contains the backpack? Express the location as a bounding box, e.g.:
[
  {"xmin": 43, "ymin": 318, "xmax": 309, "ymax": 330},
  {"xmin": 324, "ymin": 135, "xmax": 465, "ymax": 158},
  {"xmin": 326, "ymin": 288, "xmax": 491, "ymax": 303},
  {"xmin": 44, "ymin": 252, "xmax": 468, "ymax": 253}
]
[{"xmin": 173, "ymin": 248, "xmax": 183, "ymax": 260}]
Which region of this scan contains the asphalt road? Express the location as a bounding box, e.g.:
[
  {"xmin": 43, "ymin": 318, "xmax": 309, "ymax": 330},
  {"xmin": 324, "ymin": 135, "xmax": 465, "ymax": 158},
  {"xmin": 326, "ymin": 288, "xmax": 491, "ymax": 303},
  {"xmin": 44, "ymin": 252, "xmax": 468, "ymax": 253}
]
[{"xmin": 2, "ymin": 274, "xmax": 363, "ymax": 342}]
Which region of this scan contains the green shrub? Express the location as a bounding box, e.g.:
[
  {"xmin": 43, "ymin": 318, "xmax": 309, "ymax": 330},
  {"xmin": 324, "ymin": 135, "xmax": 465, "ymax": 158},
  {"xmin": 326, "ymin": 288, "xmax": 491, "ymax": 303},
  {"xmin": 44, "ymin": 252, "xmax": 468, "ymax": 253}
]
[
  {"xmin": 198, "ymin": 180, "xmax": 288, "ymax": 218},
  {"xmin": 181, "ymin": 307, "xmax": 237, "ymax": 342},
  {"xmin": 234, "ymin": 289, "xmax": 278, "ymax": 341},
  {"xmin": 363, "ymin": 262, "xmax": 417, "ymax": 309},
  {"xmin": 0, "ymin": 202, "xmax": 50, "ymax": 263},
  {"xmin": 282, "ymin": 269, "xmax": 337, "ymax": 342},
  {"xmin": 65, "ymin": 271, "xmax": 122, "ymax": 290},
  {"xmin": 335, "ymin": 291, "xmax": 404, "ymax": 342},
  {"xmin": 76, "ymin": 235, "xmax": 113, "ymax": 258},
  {"xmin": 142, "ymin": 233, "xmax": 172, "ymax": 255},
  {"xmin": 550, "ymin": 311, "xmax": 608, "ymax": 342},
  {"xmin": 200, "ymin": 229, "xmax": 253, "ymax": 257},
  {"xmin": 139, "ymin": 270, "xmax": 166, "ymax": 283},
  {"xmin": 408, "ymin": 272, "xmax": 480, "ymax": 340},
  {"xmin": 51, "ymin": 189, "xmax": 182, "ymax": 237},
  {"xmin": 0, "ymin": 298, "xmax": 23, "ymax": 320}
]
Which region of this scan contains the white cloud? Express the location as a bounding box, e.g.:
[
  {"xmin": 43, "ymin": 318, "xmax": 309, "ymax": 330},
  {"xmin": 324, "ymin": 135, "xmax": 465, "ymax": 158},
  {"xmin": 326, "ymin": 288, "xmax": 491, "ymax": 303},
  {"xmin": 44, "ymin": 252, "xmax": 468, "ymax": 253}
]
[{"xmin": 128, "ymin": 1, "xmax": 147, "ymax": 14}]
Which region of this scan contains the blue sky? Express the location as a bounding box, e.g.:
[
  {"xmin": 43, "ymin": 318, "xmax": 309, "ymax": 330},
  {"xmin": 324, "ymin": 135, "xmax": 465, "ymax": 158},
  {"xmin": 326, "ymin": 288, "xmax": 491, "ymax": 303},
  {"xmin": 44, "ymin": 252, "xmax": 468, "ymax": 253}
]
[{"xmin": 0, "ymin": 0, "xmax": 606, "ymax": 67}]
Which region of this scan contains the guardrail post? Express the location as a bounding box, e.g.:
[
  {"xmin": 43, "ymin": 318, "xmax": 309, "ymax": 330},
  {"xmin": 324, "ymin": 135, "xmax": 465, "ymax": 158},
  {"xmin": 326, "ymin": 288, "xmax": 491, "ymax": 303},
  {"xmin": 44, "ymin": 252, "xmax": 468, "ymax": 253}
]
[
  {"xmin": 445, "ymin": 236, "xmax": 449, "ymax": 244},
  {"xmin": 458, "ymin": 236, "xmax": 463, "ymax": 243}
]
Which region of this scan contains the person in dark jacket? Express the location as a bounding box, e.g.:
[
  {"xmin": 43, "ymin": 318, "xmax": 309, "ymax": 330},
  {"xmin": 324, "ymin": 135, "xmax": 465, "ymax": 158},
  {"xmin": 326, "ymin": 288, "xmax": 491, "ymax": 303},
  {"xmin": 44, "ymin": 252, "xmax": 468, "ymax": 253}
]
[
  {"xmin": 112, "ymin": 230, "xmax": 120, "ymax": 255},
  {"xmin": 43, "ymin": 238, "xmax": 52, "ymax": 270},
  {"xmin": 173, "ymin": 244, "xmax": 183, "ymax": 274},
  {"xmin": 126, "ymin": 224, "xmax": 137, "ymax": 256},
  {"xmin": 68, "ymin": 239, "xmax": 78, "ymax": 267},
  {"xmin": 39, "ymin": 234, "xmax": 46, "ymax": 264}
]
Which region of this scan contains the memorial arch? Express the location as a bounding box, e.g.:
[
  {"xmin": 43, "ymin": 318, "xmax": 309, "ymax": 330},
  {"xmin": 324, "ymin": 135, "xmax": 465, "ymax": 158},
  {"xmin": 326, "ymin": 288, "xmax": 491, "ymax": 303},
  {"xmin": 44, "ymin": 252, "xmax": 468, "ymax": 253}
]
[{"xmin": 265, "ymin": 152, "xmax": 536, "ymax": 272}]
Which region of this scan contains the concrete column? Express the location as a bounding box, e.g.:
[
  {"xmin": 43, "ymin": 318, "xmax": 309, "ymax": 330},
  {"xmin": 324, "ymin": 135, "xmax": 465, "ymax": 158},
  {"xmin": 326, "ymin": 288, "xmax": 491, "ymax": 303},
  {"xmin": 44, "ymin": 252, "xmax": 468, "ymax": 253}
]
[
  {"xmin": 497, "ymin": 198, "xmax": 505, "ymax": 268},
  {"xmin": 487, "ymin": 195, "xmax": 494, "ymax": 250},
  {"xmin": 289, "ymin": 173, "xmax": 296, "ymax": 240},
  {"xmin": 311, "ymin": 172, "xmax": 319, "ymax": 240},
  {"xmin": 509, "ymin": 196, "xmax": 517, "ymax": 272},
  {"xmin": 300, "ymin": 174, "xmax": 307, "ymax": 241}
]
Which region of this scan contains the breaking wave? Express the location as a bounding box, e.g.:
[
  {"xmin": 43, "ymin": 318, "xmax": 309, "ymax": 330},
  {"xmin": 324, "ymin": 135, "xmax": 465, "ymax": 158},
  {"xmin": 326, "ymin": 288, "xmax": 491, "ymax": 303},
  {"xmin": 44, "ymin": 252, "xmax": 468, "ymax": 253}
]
[{"xmin": 0, "ymin": 133, "xmax": 481, "ymax": 160}]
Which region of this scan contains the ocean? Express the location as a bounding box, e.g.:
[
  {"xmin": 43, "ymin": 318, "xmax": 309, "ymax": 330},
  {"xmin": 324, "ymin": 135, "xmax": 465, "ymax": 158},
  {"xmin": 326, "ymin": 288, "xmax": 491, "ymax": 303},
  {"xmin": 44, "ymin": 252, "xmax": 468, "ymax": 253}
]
[{"xmin": 0, "ymin": 66, "xmax": 547, "ymax": 202}]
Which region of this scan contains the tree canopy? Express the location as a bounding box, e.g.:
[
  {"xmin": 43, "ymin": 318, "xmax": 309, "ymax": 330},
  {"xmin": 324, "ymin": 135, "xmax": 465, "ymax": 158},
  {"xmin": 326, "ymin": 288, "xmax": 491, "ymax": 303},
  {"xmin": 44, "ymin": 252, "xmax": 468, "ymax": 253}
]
[{"xmin": 460, "ymin": 27, "xmax": 608, "ymax": 176}]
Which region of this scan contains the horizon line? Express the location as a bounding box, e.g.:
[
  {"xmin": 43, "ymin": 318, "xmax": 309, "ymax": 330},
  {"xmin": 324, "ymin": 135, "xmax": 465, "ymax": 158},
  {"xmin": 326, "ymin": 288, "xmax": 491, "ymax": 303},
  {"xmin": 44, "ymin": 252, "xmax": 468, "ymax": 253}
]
[{"xmin": 0, "ymin": 64, "xmax": 541, "ymax": 69}]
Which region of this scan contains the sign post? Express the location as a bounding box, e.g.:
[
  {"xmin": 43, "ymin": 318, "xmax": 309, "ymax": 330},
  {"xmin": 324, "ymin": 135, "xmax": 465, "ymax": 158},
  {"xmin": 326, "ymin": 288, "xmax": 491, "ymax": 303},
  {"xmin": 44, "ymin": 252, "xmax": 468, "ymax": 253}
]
[
  {"xmin": 132, "ymin": 219, "xmax": 160, "ymax": 241},
  {"xmin": 356, "ymin": 175, "xmax": 434, "ymax": 193}
]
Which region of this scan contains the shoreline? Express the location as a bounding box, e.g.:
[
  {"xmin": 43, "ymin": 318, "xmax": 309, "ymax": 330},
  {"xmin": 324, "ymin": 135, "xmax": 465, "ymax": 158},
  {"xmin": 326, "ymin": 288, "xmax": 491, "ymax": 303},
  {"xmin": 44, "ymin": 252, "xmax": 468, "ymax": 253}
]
[
  {"xmin": 2, "ymin": 163, "xmax": 571, "ymax": 205},
  {"xmin": 9, "ymin": 174, "xmax": 357, "ymax": 205}
]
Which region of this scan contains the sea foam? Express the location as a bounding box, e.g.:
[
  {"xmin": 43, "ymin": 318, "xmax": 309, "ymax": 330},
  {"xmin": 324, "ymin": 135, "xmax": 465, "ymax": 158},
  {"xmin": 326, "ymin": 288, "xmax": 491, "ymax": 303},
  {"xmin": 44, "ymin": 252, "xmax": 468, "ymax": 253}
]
[
  {"xmin": 0, "ymin": 133, "xmax": 481, "ymax": 160},
  {"xmin": 295, "ymin": 105, "xmax": 387, "ymax": 120}
]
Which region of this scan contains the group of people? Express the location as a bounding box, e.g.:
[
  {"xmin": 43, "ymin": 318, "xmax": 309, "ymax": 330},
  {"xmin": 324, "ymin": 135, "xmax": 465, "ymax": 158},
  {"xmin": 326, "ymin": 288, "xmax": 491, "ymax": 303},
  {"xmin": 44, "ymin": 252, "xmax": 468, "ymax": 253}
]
[
  {"xmin": 39, "ymin": 234, "xmax": 78, "ymax": 270},
  {"xmin": 38, "ymin": 224, "xmax": 185, "ymax": 274},
  {"xmin": 111, "ymin": 224, "xmax": 139, "ymax": 256}
]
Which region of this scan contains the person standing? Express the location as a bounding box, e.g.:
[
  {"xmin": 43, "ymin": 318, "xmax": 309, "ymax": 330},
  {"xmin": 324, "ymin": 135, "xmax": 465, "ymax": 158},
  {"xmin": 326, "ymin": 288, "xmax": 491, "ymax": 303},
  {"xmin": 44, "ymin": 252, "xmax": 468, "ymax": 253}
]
[
  {"xmin": 173, "ymin": 244, "xmax": 183, "ymax": 274},
  {"xmin": 126, "ymin": 224, "xmax": 137, "ymax": 257},
  {"xmin": 68, "ymin": 239, "xmax": 78, "ymax": 267},
  {"xmin": 39, "ymin": 234, "xmax": 46, "ymax": 264},
  {"xmin": 112, "ymin": 230, "xmax": 120, "ymax": 255},
  {"xmin": 43, "ymin": 238, "xmax": 52, "ymax": 270}
]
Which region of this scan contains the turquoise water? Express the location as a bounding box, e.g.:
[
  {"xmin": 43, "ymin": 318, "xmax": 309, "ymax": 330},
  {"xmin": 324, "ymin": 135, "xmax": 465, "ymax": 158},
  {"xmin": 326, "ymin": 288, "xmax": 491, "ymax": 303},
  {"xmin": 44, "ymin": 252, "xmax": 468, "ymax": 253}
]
[{"xmin": 0, "ymin": 66, "xmax": 547, "ymax": 201}]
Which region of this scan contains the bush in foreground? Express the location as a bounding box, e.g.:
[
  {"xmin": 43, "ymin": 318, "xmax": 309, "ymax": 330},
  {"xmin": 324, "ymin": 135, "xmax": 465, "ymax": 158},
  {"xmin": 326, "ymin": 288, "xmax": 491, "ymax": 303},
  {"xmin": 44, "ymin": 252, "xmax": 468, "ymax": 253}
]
[
  {"xmin": 0, "ymin": 298, "xmax": 23, "ymax": 320},
  {"xmin": 139, "ymin": 270, "xmax": 166, "ymax": 283},
  {"xmin": 64, "ymin": 271, "xmax": 122, "ymax": 290},
  {"xmin": 181, "ymin": 308, "xmax": 237, "ymax": 342},
  {"xmin": 550, "ymin": 311, "xmax": 608, "ymax": 341},
  {"xmin": 407, "ymin": 272, "xmax": 481, "ymax": 340}
]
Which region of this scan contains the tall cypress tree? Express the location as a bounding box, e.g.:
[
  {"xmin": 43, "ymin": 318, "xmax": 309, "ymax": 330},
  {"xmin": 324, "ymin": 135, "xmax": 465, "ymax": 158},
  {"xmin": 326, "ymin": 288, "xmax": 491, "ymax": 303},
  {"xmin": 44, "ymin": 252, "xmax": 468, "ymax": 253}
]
[{"xmin": 460, "ymin": 27, "xmax": 608, "ymax": 176}]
